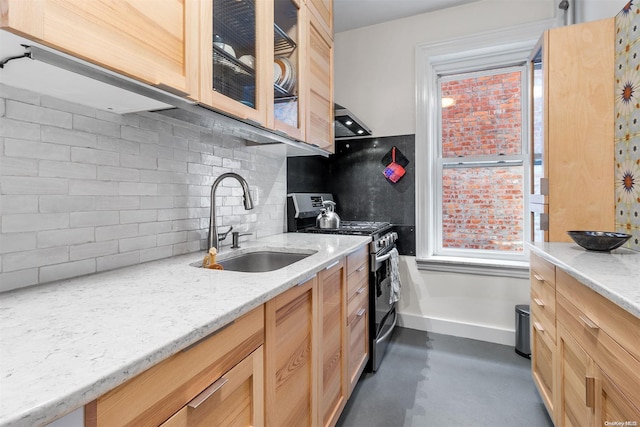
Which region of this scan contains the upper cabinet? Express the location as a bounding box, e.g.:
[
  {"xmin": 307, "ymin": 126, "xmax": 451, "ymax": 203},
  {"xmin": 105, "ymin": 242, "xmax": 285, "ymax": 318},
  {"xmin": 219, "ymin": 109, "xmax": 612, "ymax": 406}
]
[
  {"xmin": 0, "ymin": 0, "xmax": 190, "ymax": 96},
  {"xmin": 1, "ymin": 0, "xmax": 334, "ymax": 152},
  {"xmin": 305, "ymin": 7, "xmax": 334, "ymax": 152},
  {"xmin": 528, "ymin": 18, "xmax": 615, "ymax": 243}
]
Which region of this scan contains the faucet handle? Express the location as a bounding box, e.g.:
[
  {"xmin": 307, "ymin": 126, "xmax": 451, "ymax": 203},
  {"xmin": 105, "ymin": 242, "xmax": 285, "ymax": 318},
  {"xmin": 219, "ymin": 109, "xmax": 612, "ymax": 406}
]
[
  {"xmin": 218, "ymin": 226, "xmax": 233, "ymax": 241},
  {"xmin": 231, "ymin": 231, "xmax": 253, "ymax": 249}
]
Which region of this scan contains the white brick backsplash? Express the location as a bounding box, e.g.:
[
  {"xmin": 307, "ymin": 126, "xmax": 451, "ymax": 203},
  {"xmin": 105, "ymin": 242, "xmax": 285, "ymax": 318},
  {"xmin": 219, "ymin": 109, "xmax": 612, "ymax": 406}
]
[
  {"xmin": 97, "ymin": 251, "xmax": 140, "ymax": 272},
  {"xmin": 140, "ymin": 196, "xmax": 173, "ymax": 209},
  {"xmin": 6, "ymin": 100, "xmax": 72, "ymax": 128},
  {"xmin": 69, "ymin": 180, "xmax": 118, "ymax": 196},
  {"xmin": 39, "ymin": 160, "xmax": 96, "ymax": 179},
  {"xmin": 71, "ymin": 147, "xmax": 119, "ymax": 166},
  {"xmin": 95, "ymin": 224, "xmax": 138, "ymax": 241},
  {"xmin": 73, "ymin": 115, "xmax": 120, "ymax": 137},
  {"xmin": 158, "ymin": 158, "xmax": 187, "ymax": 173},
  {"xmin": 5, "ymin": 138, "xmax": 70, "ymax": 161},
  {"xmin": 2, "ymin": 247, "xmax": 68, "ymax": 272},
  {"xmin": 0, "ymin": 269, "xmax": 39, "ymax": 292},
  {"xmin": 121, "ymin": 125, "xmax": 159, "ymax": 144},
  {"xmin": 38, "ymin": 227, "xmax": 94, "ymax": 248},
  {"xmin": 0, "ymin": 117, "xmax": 40, "ymax": 140},
  {"xmin": 120, "ymin": 153, "xmax": 156, "ymax": 170},
  {"xmin": 70, "ymin": 211, "xmax": 119, "ymax": 228},
  {"xmin": 40, "ymin": 196, "xmax": 95, "ymax": 213},
  {"xmin": 98, "ymin": 136, "xmax": 139, "ymax": 155},
  {"xmin": 119, "ymin": 182, "xmax": 157, "ymax": 196},
  {"xmin": 138, "ymin": 221, "xmax": 172, "ymax": 236},
  {"xmin": 95, "ymin": 196, "xmax": 140, "ymax": 211},
  {"xmin": 70, "ymin": 240, "xmax": 118, "ymax": 261},
  {"xmin": 139, "ymin": 245, "xmax": 173, "ymax": 263},
  {"xmin": 157, "ymin": 231, "xmax": 187, "ymax": 246},
  {"xmin": 2, "ymin": 213, "xmax": 69, "ymax": 233},
  {"xmin": 1, "ymin": 85, "xmax": 286, "ymax": 289},
  {"xmin": 0, "ymin": 233, "xmax": 37, "ymax": 254},
  {"xmin": 0, "ymin": 195, "xmax": 38, "ymax": 215},
  {"xmin": 0, "ymin": 156, "xmax": 39, "ymax": 176},
  {"xmin": 97, "ymin": 166, "xmax": 140, "ymax": 182},
  {"xmin": 42, "ymin": 126, "xmax": 97, "ymax": 148},
  {"xmin": 39, "ymin": 259, "xmax": 96, "ymax": 283},
  {"xmin": 119, "ymin": 235, "xmax": 156, "ymax": 252},
  {"xmin": 120, "ymin": 209, "xmax": 157, "ymax": 224}
]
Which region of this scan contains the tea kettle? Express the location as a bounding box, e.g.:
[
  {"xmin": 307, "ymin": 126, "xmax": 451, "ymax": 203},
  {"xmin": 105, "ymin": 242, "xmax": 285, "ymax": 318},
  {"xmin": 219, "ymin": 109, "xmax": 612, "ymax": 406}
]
[{"xmin": 316, "ymin": 200, "xmax": 341, "ymax": 229}]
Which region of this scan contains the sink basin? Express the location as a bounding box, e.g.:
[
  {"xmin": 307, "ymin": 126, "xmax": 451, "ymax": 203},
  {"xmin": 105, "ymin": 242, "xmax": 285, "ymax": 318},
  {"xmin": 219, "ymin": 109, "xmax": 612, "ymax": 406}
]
[{"xmin": 194, "ymin": 250, "xmax": 316, "ymax": 272}]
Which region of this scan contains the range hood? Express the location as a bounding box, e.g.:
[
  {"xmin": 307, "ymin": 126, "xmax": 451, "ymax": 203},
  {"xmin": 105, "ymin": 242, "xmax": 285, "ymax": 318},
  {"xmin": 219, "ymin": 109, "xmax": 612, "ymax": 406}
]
[
  {"xmin": 0, "ymin": 30, "xmax": 330, "ymax": 157},
  {"xmin": 334, "ymin": 103, "xmax": 372, "ymax": 139}
]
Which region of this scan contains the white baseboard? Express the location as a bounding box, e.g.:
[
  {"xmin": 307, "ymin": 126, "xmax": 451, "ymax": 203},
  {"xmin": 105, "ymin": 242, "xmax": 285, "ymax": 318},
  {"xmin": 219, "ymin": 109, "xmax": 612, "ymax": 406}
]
[{"xmin": 397, "ymin": 312, "xmax": 515, "ymax": 347}]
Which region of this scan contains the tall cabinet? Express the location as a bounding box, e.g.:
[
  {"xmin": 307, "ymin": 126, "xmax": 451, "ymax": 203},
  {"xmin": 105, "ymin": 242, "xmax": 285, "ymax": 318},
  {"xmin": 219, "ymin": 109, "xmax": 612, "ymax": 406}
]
[{"xmin": 529, "ymin": 18, "xmax": 615, "ymax": 242}]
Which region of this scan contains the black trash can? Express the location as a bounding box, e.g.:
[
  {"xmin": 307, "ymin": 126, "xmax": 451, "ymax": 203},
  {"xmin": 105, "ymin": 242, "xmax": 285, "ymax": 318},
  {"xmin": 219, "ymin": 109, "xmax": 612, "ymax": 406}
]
[{"xmin": 515, "ymin": 304, "xmax": 531, "ymax": 358}]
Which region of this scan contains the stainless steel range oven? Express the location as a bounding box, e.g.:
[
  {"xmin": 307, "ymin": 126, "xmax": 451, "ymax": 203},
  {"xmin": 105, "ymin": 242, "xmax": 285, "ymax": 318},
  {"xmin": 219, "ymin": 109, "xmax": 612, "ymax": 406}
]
[{"xmin": 287, "ymin": 193, "xmax": 399, "ymax": 372}]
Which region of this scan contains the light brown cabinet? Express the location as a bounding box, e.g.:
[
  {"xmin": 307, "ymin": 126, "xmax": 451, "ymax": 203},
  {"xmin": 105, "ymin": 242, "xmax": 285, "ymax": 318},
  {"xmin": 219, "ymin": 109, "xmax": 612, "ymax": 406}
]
[
  {"xmin": 160, "ymin": 346, "xmax": 264, "ymax": 427},
  {"xmin": 85, "ymin": 306, "xmax": 264, "ymax": 427},
  {"xmin": 264, "ymin": 274, "xmax": 316, "ymax": 427},
  {"xmin": 0, "ymin": 0, "xmax": 191, "ymax": 96},
  {"xmin": 528, "ymin": 18, "xmax": 615, "ymax": 242},
  {"xmin": 530, "ymin": 253, "xmax": 640, "ymax": 426},
  {"xmin": 346, "ymin": 246, "xmax": 369, "ymax": 394},
  {"xmin": 317, "ymin": 259, "xmax": 347, "ymax": 427},
  {"xmin": 305, "ymin": 7, "xmax": 334, "ymax": 153}
]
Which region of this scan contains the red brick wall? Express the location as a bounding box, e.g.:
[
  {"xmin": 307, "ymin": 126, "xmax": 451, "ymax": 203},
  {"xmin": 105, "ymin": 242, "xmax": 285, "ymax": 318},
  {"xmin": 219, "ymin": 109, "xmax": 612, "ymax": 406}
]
[{"xmin": 440, "ymin": 71, "xmax": 524, "ymax": 252}]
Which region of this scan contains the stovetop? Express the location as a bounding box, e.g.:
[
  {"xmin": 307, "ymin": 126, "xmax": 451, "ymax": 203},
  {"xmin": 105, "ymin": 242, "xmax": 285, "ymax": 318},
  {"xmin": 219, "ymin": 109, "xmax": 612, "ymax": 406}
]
[{"xmin": 302, "ymin": 221, "xmax": 392, "ymax": 236}]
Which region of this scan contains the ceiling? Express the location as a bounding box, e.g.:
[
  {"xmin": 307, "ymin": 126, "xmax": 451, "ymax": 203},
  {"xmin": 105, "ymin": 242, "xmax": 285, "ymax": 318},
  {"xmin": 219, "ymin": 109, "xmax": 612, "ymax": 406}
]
[{"xmin": 333, "ymin": 0, "xmax": 482, "ymax": 33}]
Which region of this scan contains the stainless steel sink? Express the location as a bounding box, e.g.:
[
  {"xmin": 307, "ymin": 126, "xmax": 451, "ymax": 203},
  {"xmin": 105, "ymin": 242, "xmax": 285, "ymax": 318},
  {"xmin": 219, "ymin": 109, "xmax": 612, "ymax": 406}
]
[{"xmin": 193, "ymin": 250, "xmax": 316, "ymax": 272}]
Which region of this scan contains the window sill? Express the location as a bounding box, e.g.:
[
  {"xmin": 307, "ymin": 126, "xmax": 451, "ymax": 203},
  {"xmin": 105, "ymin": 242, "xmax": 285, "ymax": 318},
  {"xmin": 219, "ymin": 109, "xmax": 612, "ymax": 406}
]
[{"xmin": 416, "ymin": 256, "xmax": 530, "ymax": 279}]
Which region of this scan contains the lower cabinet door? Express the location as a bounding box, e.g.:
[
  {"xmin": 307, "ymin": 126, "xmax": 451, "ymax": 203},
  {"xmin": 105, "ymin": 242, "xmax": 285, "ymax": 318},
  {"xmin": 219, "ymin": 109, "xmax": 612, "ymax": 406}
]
[
  {"xmin": 597, "ymin": 367, "xmax": 640, "ymax": 426},
  {"xmin": 557, "ymin": 326, "xmax": 594, "ymax": 427},
  {"xmin": 531, "ymin": 315, "xmax": 555, "ymax": 417},
  {"xmin": 265, "ymin": 275, "xmax": 316, "ymax": 427},
  {"xmin": 347, "ymin": 287, "xmax": 368, "ymax": 394},
  {"xmin": 161, "ymin": 346, "xmax": 264, "ymax": 427}
]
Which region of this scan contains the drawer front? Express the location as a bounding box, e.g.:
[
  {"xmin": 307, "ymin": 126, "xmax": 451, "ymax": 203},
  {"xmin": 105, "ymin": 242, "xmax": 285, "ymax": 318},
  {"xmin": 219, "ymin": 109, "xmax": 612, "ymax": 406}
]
[
  {"xmin": 348, "ymin": 297, "xmax": 368, "ymax": 393},
  {"xmin": 89, "ymin": 306, "xmax": 264, "ymax": 427},
  {"xmin": 530, "ymin": 254, "xmax": 556, "ymax": 288},
  {"xmin": 347, "ymin": 284, "xmax": 368, "ymax": 326},
  {"xmin": 347, "ymin": 269, "xmax": 368, "ymax": 304},
  {"xmin": 556, "ymin": 269, "xmax": 640, "ymax": 363},
  {"xmin": 557, "ymin": 293, "xmax": 640, "ymax": 412},
  {"xmin": 347, "ymin": 246, "xmax": 368, "ymax": 276},
  {"xmin": 531, "ymin": 277, "xmax": 556, "ymax": 341},
  {"xmin": 531, "ymin": 317, "xmax": 555, "ymax": 416}
]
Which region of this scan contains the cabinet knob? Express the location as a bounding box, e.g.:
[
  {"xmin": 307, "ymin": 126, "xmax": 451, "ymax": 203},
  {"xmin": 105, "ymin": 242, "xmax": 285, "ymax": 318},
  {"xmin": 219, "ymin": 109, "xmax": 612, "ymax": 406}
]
[
  {"xmin": 533, "ymin": 322, "xmax": 545, "ymax": 333},
  {"xmin": 579, "ymin": 315, "xmax": 599, "ymax": 330},
  {"xmin": 533, "ymin": 297, "xmax": 545, "ymax": 307}
]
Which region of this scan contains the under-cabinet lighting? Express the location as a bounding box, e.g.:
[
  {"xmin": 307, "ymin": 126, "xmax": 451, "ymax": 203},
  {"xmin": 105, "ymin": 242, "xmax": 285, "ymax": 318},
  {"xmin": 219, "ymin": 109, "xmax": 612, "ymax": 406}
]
[{"xmin": 345, "ymin": 120, "xmax": 353, "ymax": 125}]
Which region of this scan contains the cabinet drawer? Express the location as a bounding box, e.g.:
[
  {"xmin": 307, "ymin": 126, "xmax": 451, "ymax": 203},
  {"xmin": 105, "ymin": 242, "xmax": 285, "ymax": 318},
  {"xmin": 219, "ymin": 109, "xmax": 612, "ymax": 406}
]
[
  {"xmin": 557, "ymin": 293, "xmax": 640, "ymax": 412},
  {"xmin": 530, "ymin": 254, "xmax": 556, "ymax": 288},
  {"xmin": 347, "ymin": 285, "xmax": 368, "ymax": 326},
  {"xmin": 87, "ymin": 306, "xmax": 264, "ymax": 427},
  {"xmin": 531, "ymin": 280, "xmax": 556, "ymax": 341},
  {"xmin": 556, "ymin": 269, "xmax": 640, "ymax": 363},
  {"xmin": 347, "ymin": 246, "xmax": 368, "ymax": 276},
  {"xmin": 347, "ymin": 270, "xmax": 368, "ymax": 304}
]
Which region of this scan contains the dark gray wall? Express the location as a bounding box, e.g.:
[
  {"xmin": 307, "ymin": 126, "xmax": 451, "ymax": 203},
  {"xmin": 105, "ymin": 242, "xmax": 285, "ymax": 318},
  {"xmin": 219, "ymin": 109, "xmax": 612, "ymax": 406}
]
[{"xmin": 287, "ymin": 134, "xmax": 415, "ymax": 255}]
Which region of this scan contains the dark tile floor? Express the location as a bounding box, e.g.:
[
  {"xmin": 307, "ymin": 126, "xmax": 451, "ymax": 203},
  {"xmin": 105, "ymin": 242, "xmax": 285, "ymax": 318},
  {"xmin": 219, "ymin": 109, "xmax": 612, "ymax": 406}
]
[{"xmin": 337, "ymin": 327, "xmax": 554, "ymax": 427}]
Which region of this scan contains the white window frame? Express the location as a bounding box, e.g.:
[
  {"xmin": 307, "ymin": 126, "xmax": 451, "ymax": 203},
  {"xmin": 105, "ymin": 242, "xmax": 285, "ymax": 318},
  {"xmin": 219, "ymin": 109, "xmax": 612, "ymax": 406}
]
[{"xmin": 415, "ymin": 20, "xmax": 556, "ymax": 278}]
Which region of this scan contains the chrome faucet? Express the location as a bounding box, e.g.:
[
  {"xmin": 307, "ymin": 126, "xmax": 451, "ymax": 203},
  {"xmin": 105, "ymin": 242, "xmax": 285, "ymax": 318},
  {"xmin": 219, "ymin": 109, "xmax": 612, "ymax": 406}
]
[{"xmin": 208, "ymin": 172, "xmax": 254, "ymax": 251}]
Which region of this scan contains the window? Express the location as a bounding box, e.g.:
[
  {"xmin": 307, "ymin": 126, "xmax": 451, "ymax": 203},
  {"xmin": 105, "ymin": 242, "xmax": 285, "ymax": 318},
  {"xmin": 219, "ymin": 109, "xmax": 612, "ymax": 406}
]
[
  {"xmin": 415, "ymin": 20, "xmax": 555, "ymax": 277},
  {"xmin": 438, "ymin": 67, "xmax": 526, "ymax": 256}
]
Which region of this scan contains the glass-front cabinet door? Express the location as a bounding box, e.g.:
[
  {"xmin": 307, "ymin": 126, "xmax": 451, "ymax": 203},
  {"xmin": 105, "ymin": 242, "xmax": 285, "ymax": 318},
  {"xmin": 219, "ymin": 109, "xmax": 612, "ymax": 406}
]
[
  {"xmin": 198, "ymin": 0, "xmax": 270, "ymax": 126},
  {"xmin": 272, "ymin": 0, "xmax": 303, "ymax": 139}
]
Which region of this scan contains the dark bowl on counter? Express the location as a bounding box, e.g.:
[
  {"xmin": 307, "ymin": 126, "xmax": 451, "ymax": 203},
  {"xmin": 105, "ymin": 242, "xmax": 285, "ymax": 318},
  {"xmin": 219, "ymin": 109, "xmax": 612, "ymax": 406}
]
[{"xmin": 567, "ymin": 231, "xmax": 632, "ymax": 252}]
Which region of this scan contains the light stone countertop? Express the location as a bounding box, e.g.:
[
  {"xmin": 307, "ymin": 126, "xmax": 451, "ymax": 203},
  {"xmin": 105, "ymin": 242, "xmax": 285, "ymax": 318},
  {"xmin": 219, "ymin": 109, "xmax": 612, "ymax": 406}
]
[
  {"xmin": 0, "ymin": 233, "xmax": 371, "ymax": 427},
  {"xmin": 529, "ymin": 242, "xmax": 640, "ymax": 319}
]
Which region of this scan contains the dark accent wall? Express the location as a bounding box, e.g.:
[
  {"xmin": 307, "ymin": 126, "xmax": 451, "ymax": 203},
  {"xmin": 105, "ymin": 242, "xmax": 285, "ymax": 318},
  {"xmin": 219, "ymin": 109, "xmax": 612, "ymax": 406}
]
[{"xmin": 287, "ymin": 135, "xmax": 416, "ymax": 255}]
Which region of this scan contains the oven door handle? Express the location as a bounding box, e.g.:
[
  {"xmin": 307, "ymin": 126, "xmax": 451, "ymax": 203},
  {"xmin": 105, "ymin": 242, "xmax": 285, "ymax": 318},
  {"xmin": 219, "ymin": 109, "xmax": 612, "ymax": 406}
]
[{"xmin": 375, "ymin": 252, "xmax": 392, "ymax": 263}]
